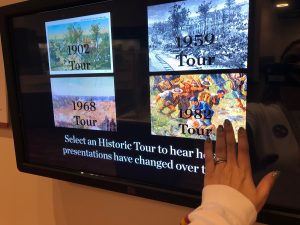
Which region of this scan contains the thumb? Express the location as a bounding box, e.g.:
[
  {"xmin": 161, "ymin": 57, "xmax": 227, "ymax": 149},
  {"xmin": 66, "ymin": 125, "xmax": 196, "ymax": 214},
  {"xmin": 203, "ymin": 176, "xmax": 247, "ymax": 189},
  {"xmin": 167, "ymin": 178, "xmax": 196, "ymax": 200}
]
[{"xmin": 256, "ymin": 171, "xmax": 280, "ymax": 211}]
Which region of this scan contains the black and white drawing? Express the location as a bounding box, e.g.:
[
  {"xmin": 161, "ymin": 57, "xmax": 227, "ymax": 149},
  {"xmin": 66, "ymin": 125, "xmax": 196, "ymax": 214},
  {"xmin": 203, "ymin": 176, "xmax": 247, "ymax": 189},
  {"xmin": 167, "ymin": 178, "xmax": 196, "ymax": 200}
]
[{"xmin": 148, "ymin": 0, "xmax": 249, "ymax": 72}]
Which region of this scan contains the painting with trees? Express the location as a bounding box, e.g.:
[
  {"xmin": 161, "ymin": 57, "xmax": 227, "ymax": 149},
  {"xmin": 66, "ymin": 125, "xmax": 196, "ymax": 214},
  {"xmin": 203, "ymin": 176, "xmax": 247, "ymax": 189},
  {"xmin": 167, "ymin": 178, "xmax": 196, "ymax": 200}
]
[
  {"xmin": 45, "ymin": 13, "xmax": 113, "ymax": 74},
  {"xmin": 147, "ymin": 0, "xmax": 249, "ymax": 72}
]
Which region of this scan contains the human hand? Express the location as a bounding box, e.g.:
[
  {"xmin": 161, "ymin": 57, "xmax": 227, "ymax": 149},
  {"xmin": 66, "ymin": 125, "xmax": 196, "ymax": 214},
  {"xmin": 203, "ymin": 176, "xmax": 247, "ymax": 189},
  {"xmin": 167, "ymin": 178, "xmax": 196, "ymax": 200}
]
[{"xmin": 204, "ymin": 119, "xmax": 279, "ymax": 212}]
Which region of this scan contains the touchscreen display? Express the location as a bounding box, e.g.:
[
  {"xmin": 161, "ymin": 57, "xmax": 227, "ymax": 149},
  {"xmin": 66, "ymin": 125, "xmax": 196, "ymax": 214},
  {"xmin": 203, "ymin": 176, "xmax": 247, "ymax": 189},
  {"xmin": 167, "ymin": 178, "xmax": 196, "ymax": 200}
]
[{"xmin": 9, "ymin": 0, "xmax": 249, "ymax": 200}]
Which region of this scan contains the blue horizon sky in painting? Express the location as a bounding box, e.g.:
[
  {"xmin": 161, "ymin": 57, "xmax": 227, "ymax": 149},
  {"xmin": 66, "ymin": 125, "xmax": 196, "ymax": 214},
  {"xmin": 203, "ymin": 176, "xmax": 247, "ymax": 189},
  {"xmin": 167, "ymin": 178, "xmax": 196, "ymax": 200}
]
[
  {"xmin": 46, "ymin": 13, "xmax": 110, "ymax": 39},
  {"xmin": 50, "ymin": 77, "xmax": 115, "ymax": 97}
]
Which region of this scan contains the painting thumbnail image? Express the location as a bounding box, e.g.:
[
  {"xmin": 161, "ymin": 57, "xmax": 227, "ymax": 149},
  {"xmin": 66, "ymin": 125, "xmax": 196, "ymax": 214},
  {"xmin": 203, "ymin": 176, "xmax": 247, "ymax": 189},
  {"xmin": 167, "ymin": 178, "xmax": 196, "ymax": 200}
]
[
  {"xmin": 150, "ymin": 73, "xmax": 247, "ymax": 140},
  {"xmin": 50, "ymin": 77, "xmax": 117, "ymax": 131},
  {"xmin": 46, "ymin": 12, "xmax": 113, "ymax": 75},
  {"xmin": 148, "ymin": 0, "xmax": 249, "ymax": 72}
]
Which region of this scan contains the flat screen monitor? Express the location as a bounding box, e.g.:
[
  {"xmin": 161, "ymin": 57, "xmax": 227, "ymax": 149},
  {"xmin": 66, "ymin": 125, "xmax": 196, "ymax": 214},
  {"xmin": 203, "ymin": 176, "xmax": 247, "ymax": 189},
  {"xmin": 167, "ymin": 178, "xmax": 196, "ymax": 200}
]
[{"xmin": 1, "ymin": 0, "xmax": 299, "ymax": 224}]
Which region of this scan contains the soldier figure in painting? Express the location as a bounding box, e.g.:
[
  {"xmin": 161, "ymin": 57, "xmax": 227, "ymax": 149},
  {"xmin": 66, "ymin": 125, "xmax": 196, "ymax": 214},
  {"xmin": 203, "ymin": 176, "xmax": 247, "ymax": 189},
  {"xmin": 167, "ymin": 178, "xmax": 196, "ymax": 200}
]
[
  {"xmin": 156, "ymin": 75, "xmax": 181, "ymax": 92},
  {"xmin": 152, "ymin": 87, "xmax": 183, "ymax": 117},
  {"xmin": 186, "ymin": 96, "xmax": 215, "ymax": 136},
  {"xmin": 208, "ymin": 90, "xmax": 226, "ymax": 107}
]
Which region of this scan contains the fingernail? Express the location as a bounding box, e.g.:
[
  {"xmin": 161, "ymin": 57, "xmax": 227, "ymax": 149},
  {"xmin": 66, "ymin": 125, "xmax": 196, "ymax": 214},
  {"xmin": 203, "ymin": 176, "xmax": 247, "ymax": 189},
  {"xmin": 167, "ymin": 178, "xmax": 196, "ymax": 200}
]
[
  {"xmin": 206, "ymin": 137, "xmax": 211, "ymax": 143},
  {"xmin": 217, "ymin": 125, "xmax": 223, "ymax": 132},
  {"xmin": 272, "ymin": 170, "xmax": 281, "ymax": 179},
  {"xmin": 238, "ymin": 127, "xmax": 246, "ymax": 134},
  {"xmin": 224, "ymin": 119, "xmax": 231, "ymax": 127}
]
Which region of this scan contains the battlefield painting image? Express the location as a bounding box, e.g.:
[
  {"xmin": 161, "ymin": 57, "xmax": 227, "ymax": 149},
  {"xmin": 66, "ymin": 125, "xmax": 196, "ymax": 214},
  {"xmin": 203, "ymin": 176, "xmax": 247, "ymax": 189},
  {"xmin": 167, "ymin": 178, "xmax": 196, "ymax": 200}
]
[
  {"xmin": 46, "ymin": 13, "xmax": 113, "ymax": 75},
  {"xmin": 148, "ymin": 0, "xmax": 249, "ymax": 72},
  {"xmin": 50, "ymin": 77, "xmax": 117, "ymax": 131},
  {"xmin": 150, "ymin": 74, "xmax": 247, "ymax": 140}
]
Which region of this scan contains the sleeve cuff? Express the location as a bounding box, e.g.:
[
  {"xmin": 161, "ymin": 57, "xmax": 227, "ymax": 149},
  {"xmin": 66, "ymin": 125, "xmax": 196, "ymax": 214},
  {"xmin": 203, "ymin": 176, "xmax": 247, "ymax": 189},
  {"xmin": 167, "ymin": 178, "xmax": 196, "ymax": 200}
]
[{"xmin": 189, "ymin": 185, "xmax": 257, "ymax": 225}]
